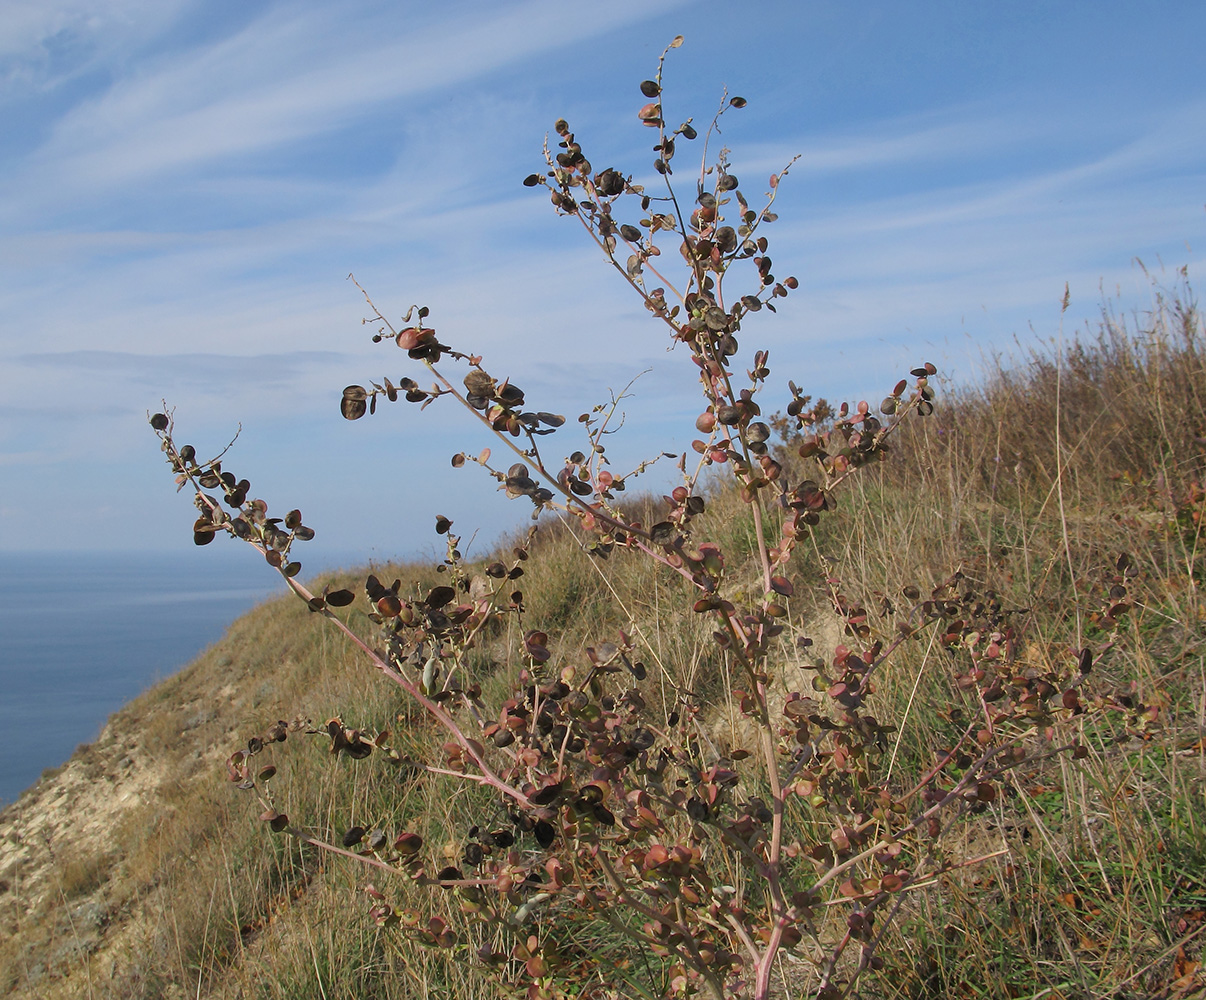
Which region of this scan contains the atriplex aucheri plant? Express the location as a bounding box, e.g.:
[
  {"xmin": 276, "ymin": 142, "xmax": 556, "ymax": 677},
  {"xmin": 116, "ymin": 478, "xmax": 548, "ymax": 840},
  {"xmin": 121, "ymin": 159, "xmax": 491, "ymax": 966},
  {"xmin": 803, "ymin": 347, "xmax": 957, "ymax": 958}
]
[{"xmin": 151, "ymin": 40, "xmax": 1151, "ymax": 1000}]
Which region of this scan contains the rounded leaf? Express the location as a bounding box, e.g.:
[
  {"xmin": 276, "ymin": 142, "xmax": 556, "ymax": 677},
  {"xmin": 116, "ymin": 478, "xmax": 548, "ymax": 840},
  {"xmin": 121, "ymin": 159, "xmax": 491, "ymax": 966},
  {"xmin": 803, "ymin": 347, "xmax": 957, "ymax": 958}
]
[
  {"xmin": 341, "ymin": 396, "xmax": 367, "ymax": 420},
  {"xmin": 394, "ymin": 831, "xmax": 423, "ymax": 855},
  {"xmin": 260, "ymin": 810, "xmax": 289, "ymax": 833}
]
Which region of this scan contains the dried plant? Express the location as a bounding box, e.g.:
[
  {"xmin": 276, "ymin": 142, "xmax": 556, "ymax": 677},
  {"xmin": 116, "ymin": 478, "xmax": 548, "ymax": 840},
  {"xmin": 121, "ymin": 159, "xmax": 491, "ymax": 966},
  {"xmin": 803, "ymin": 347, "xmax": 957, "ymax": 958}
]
[{"xmin": 152, "ymin": 39, "xmax": 1144, "ymax": 1000}]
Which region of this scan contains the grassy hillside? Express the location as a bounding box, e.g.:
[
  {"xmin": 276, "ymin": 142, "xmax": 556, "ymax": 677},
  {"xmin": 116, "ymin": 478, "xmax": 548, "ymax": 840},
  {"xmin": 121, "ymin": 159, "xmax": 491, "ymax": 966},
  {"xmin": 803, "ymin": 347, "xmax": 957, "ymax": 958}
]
[{"xmin": 2, "ymin": 277, "xmax": 1204, "ymax": 999}]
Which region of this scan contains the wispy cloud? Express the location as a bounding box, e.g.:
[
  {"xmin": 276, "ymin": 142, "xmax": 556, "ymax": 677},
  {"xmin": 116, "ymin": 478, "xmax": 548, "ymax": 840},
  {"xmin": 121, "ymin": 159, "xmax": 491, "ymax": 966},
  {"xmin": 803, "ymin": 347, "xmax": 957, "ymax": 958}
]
[
  {"xmin": 18, "ymin": 349, "xmax": 347, "ymax": 387},
  {"xmin": 1, "ymin": 0, "xmax": 1204, "ymax": 553},
  {"xmin": 8, "ymin": 0, "xmax": 689, "ymax": 211},
  {"xmin": 0, "ymin": 0, "xmax": 191, "ymax": 84}
]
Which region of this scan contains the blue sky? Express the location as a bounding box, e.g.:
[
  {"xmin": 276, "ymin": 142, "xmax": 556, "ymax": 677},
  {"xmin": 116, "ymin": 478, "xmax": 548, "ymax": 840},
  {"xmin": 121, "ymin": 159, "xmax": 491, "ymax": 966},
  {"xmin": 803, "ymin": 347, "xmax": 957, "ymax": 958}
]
[{"xmin": 2, "ymin": 0, "xmax": 1204, "ymax": 567}]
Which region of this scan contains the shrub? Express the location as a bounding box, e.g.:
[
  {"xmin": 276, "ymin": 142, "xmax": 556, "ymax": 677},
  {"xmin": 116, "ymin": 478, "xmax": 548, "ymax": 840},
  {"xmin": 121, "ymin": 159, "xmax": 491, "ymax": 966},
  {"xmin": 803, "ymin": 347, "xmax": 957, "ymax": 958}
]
[{"xmin": 152, "ymin": 40, "xmax": 1142, "ymax": 1000}]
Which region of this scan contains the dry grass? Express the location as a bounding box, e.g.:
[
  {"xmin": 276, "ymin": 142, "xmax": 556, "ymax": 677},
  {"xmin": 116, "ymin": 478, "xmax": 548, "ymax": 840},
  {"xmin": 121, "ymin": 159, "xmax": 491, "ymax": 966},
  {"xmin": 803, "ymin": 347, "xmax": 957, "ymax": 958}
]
[{"xmin": 3, "ymin": 278, "xmax": 1205, "ymax": 999}]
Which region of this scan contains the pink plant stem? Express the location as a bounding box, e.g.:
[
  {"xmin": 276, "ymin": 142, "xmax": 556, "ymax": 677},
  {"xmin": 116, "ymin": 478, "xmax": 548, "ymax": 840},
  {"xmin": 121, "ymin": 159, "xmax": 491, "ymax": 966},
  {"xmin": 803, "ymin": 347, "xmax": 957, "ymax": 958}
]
[
  {"xmin": 723, "ymin": 910, "xmax": 763, "ymax": 974},
  {"xmin": 716, "ymin": 604, "xmax": 788, "ymax": 999},
  {"xmin": 422, "ymin": 364, "xmax": 656, "ymax": 544},
  {"xmin": 279, "ymin": 823, "xmax": 542, "ymax": 890},
  {"xmin": 749, "ymin": 498, "xmax": 775, "ymax": 596},
  {"xmin": 280, "ymin": 573, "xmax": 530, "ymax": 809},
  {"xmin": 282, "ymin": 826, "xmax": 405, "ymax": 878},
  {"xmin": 631, "ymin": 539, "xmax": 705, "ymax": 586},
  {"xmin": 753, "ymin": 672, "xmax": 788, "ymax": 1000}
]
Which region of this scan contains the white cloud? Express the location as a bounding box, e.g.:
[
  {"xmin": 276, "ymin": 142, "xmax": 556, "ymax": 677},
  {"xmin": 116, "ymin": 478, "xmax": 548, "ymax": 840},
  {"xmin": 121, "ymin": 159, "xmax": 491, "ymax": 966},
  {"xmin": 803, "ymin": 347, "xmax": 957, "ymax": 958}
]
[
  {"xmin": 0, "ymin": 0, "xmax": 194, "ymax": 92},
  {"xmin": 8, "ymin": 0, "xmax": 689, "ymax": 209},
  {"xmin": 2, "ymin": 0, "xmax": 1205, "ymax": 554}
]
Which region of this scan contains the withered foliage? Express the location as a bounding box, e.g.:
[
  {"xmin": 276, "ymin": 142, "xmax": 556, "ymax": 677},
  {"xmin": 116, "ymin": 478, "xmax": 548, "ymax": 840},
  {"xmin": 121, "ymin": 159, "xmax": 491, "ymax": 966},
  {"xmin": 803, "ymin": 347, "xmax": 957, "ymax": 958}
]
[{"xmin": 152, "ymin": 38, "xmax": 1146, "ymax": 1000}]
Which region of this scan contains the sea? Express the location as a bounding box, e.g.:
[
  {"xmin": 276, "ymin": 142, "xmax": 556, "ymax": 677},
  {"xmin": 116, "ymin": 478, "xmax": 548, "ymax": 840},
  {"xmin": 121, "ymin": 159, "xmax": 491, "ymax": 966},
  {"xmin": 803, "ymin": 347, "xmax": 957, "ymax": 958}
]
[{"xmin": 0, "ymin": 550, "xmax": 298, "ymax": 807}]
